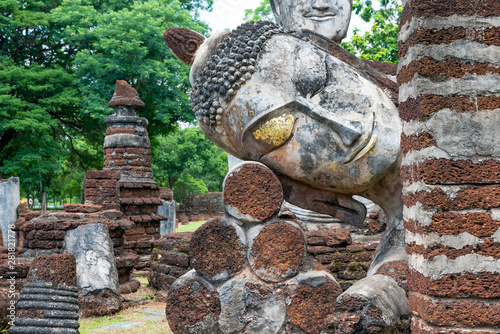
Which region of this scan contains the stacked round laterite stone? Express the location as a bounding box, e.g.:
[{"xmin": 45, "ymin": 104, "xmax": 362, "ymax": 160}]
[
  {"xmin": 10, "ymin": 253, "xmax": 80, "ymax": 334},
  {"xmin": 165, "ymin": 162, "xmax": 343, "ymax": 334}
]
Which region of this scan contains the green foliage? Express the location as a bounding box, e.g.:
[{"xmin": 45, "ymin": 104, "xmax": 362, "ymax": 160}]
[
  {"xmin": 51, "ymin": 0, "xmax": 210, "ymax": 133},
  {"xmin": 151, "ymin": 126, "xmax": 228, "ymax": 203},
  {"xmin": 179, "ymin": 0, "xmax": 214, "ymax": 14},
  {"xmin": 51, "ymin": 164, "xmax": 86, "ymax": 204},
  {"xmin": 0, "ymin": 0, "xmax": 210, "ymax": 199},
  {"xmin": 172, "ymin": 171, "xmax": 208, "ymax": 202},
  {"xmin": 341, "ymin": 0, "xmax": 401, "ymax": 63},
  {"xmin": 243, "ymin": 0, "xmax": 273, "ymax": 23}
]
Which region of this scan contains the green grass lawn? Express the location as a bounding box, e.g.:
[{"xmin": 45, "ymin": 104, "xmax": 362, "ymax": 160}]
[
  {"xmin": 175, "ymin": 220, "xmax": 206, "ymax": 232},
  {"xmin": 79, "ymin": 302, "xmax": 170, "ymax": 334}
]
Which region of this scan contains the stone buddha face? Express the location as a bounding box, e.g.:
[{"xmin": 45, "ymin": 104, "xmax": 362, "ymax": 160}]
[
  {"xmin": 270, "ymin": 0, "xmax": 353, "ymax": 42},
  {"xmin": 190, "ymin": 22, "xmax": 400, "ymax": 195}
]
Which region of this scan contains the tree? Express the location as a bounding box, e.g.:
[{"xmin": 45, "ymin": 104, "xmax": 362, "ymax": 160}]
[
  {"xmin": 172, "ymin": 171, "xmax": 209, "ymax": 203},
  {"xmin": 51, "ymin": 0, "xmax": 210, "ymax": 135},
  {"xmin": 341, "ymin": 0, "xmax": 401, "ymax": 63},
  {"xmin": 243, "ymin": 0, "xmax": 273, "ymax": 23},
  {"xmin": 151, "ymin": 127, "xmax": 228, "ymax": 202},
  {"xmin": 0, "ymin": 0, "xmax": 210, "ymax": 198},
  {"xmin": 242, "ymin": 0, "xmax": 400, "ymax": 63}
]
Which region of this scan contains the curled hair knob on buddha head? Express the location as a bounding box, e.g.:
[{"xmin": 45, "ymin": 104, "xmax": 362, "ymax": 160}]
[{"xmin": 163, "ymin": 27, "xmax": 206, "ymax": 66}]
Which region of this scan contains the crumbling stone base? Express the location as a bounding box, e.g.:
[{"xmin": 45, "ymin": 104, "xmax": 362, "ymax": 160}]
[{"xmin": 164, "ymin": 162, "xmax": 409, "ymax": 333}]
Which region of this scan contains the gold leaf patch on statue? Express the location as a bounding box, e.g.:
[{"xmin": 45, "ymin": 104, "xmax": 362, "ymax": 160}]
[{"xmin": 252, "ymin": 114, "xmax": 295, "ymax": 147}]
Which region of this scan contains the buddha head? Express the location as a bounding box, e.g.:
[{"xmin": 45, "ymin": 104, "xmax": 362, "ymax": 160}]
[
  {"xmin": 166, "ymin": 22, "xmax": 400, "ymax": 195},
  {"xmin": 270, "ymin": 0, "xmax": 353, "ymax": 42}
]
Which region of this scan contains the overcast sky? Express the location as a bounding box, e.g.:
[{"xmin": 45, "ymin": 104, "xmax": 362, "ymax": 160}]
[{"xmin": 199, "ymin": 0, "xmax": 372, "ymax": 39}]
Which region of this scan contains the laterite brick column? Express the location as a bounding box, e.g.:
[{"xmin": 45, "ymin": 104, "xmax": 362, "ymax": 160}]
[
  {"xmin": 103, "ymin": 80, "xmax": 164, "ymax": 256},
  {"xmin": 398, "ymin": 1, "xmax": 500, "ymax": 333}
]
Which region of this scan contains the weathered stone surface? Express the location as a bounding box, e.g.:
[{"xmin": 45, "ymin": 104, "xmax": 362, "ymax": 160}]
[
  {"xmin": 375, "ymin": 260, "xmax": 409, "ymax": 292},
  {"xmin": 324, "ymin": 312, "xmax": 362, "ymax": 334},
  {"xmin": 153, "ymin": 232, "xmax": 192, "ymax": 253},
  {"xmin": 0, "ymin": 258, "xmax": 31, "ymax": 280},
  {"xmin": 409, "ymin": 292, "xmax": 500, "ymax": 327},
  {"xmin": 190, "ymin": 218, "xmax": 246, "ymax": 281},
  {"xmin": 286, "ymin": 260, "xmax": 343, "ymax": 334},
  {"xmin": 158, "ymin": 199, "xmax": 176, "ymax": 236},
  {"xmin": 63, "ymin": 204, "xmax": 103, "ymax": 213},
  {"xmin": 401, "ymin": 159, "xmax": 500, "ymax": 184},
  {"xmin": 184, "ymin": 23, "xmax": 407, "ymax": 323},
  {"xmin": 152, "ymin": 248, "xmax": 190, "ymax": 268},
  {"xmin": 119, "ymin": 279, "xmax": 141, "ymax": 294},
  {"xmin": 400, "ymin": 0, "xmax": 500, "ymax": 27},
  {"xmin": 11, "ymin": 283, "xmax": 80, "ymax": 334},
  {"xmin": 400, "ymin": 95, "xmax": 500, "ymax": 122},
  {"xmin": 248, "ymin": 221, "xmax": 305, "ymax": 282},
  {"xmin": 0, "ymin": 287, "xmax": 16, "ymax": 331},
  {"xmin": 403, "ymin": 185, "xmax": 500, "ymax": 211},
  {"xmin": 399, "ymin": 27, "xmax": 500, "ymax": 59},
  {"xmin": 9, "ymin": 254, "xmax": 80, "ymax": 334},
  {"xmin": 407, "ymin": 239, "xmax": 500, "ymax": 260},
  {"xmin": 224, "ymin": 162, "xmax": 283, "ymax": 223},
  {"xmin": 305, "ymin": 228, "xmax": 352, "ymax": 247},
  {"xmin": 27, "ymin": 253, "xmax": 77, "ymax": 288},
  {"xmin": 148, "ymin": 264, "xmax": 183, "ymax": 291},
  {"xmin": 177, "ymin": 192, "xmax": 224, "ymax": 217},
  {"xmin": 401, "ymin": 132, "xmax": 437, "ymax": 154},
  {"xmin": 270, "ymin": 0, "xmax": 352, "ymax": 42},
  {"xmin": 85, "ymin": 170, "xmax": 121, "ymax": 180},
  {"xmin": 166, "ymin": 270, "xmax": 221, "ymax": 334},
  {"xmin": 405, "ymin": 212, "xmax": 499, "ymax": 238},
  {"xmin": 190, "ymin": 21, "xmax": 400, "ymax": 197},
  {"xmin": 79, "ymin": 290, "xmax": 122, "ymax": 318},
  {"xmin": 172, "ymin": 13, "xmax": 408, "ymax": 333},
  {"xmin": 307, "ymin": 31, "xmax": 398, "ymax": 105},
  {"xmin": 410, "ymin": 317, "xmax": 498, "ymax": 334},
  {"xmin": 336, "ymin": 275, "xmax": 409, "ymax": 332},
  {"xmin": 217, "ymin": 277, "xmax": 286, "ymax": 334},
  {"xmin": 398, "ymin": 57, "xmax": 500, "ymax": 85},
  {"xmin": 408, "ymin": 270, "xmax": 500, "ymax": 299},
  {"xmin": 108, "ymin": 80, "xmax": 145, "ymax": 108},
  {"xmin": 62, "ymin": 223, "xmax": 121, "ymax": 316},
  {"xmin": 0, "ymin": 177, "xmax": 20, "ymax": 246}
]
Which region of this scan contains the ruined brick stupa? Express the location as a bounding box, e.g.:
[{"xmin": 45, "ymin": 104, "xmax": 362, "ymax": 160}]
[{"xmin": 86, "ymin": 80, "xmax": 165, "ymax": 256}]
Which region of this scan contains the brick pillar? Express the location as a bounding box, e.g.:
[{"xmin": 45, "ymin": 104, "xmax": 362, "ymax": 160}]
[
  {"xmin": 103, "ymin": 80, "xmax": 163, "ymax": 255},
  {"xmin": 398, "ymin": 0, "xmax": 500, "ymax": 333}
]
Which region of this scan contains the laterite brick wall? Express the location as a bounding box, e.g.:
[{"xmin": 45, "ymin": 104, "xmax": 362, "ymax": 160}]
[{"xmin": 398, "ymin": 0, "xmax": 500, "ymax": 332}]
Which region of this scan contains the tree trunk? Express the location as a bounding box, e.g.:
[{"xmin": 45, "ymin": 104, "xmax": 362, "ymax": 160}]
[
  {"xmin": 41, "ymin": 192, "xmax": 47, "ymax": 212},
  {"xmin": 0, "ymin": 129, "xmax": 17, "ymax": 157}
]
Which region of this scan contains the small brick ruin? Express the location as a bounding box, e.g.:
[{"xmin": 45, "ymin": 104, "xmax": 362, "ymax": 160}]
[
  {"xmin": 176, "ymin": 192, "xmax": 225, "ymax": 225},
  {"xmin": 399, "ymin": 0, "xmax": 500, "ymax": 333},
  {"xmin": 14, "ymin": 80, "xmax": 165, "ymax": 261},
  {"xmin": 91, "ymin": 79, "xmax": 165, "ymax": 255},
  {"xmin": 3, "ymin": 81, "xmax": 165, "ymax": 321}
]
